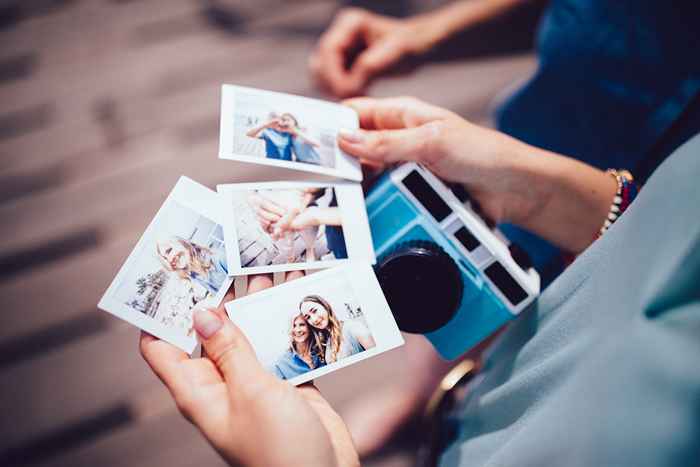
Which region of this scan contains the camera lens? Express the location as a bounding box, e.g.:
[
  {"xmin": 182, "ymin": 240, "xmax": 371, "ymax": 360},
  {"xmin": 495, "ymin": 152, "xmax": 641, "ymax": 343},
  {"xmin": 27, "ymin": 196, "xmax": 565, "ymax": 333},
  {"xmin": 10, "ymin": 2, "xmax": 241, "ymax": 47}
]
[{"xmin": 376, "ymin": 241, "xmax": 463, "ymax": 334}]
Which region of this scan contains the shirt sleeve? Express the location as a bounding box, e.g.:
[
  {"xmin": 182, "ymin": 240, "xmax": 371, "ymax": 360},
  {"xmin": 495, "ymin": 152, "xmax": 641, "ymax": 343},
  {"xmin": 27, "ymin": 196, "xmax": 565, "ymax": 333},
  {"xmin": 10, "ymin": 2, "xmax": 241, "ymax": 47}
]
[{"xmin": 509, "ymin": 238, "xmax": 700, "ymax": 467}]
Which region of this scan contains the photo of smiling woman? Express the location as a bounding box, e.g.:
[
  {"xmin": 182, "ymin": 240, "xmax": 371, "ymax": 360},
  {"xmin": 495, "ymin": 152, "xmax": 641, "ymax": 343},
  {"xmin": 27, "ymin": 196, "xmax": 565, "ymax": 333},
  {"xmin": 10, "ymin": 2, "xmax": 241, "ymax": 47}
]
[
  {"xmin": 156, "ymin": 236, "xmax": 228, "ymax": 297},
  {"xmin": 271, "ymin": 313, "xmax": 325, "ymax": 380},
  {"xmin": 300, "ymin": 295, "xmax": 376, "ymax": 364},
  {"xmin": 112, "ymin": 200, "xmax": 230, "ymax": 339}
]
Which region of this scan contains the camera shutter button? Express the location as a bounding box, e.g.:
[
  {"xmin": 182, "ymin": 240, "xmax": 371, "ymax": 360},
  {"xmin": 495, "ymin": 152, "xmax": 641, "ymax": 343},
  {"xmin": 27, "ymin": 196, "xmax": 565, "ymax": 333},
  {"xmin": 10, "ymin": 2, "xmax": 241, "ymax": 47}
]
[{"xmin": 375, "ymin": 240, "xmax": 463, "ymax": 334}]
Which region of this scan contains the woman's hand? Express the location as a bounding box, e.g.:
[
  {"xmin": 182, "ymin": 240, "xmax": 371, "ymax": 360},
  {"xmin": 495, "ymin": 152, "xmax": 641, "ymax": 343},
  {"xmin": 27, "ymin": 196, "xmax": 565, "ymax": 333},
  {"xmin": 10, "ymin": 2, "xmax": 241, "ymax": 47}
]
[
  {"xmin": 248, "ymin": 193, "xmax": 287, "ymax": 234},
  {"xmin": 309, "ymin": 2, "xmax": 529, "ymax": 98},
  {"xmin": 309, "ymin": 8, "xmax": 444, "ymax": 98},
  {"xmin": 338, "ymin": 96, "xmax": 539, "ymax": 225},
  {"xmin": 140, "ymin": 276, "xmax": 360, "ymax": 467},
  {"xmin": 338, "ymin": 96, "xmax": 617, "ymax": 254},
  {"xmin": 288, "ymin": 207, "xmax": 343, "ymax": 230}
]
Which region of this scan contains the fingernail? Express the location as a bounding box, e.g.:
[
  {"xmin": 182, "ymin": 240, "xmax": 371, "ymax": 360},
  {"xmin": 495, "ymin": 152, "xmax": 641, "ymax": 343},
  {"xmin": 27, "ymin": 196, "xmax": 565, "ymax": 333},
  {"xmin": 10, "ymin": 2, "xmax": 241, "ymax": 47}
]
[
  {"xmin": 338, "ymin": 128, "xmax": 364, "ymax": 144},
  {"xmin": 194, "ymin": 308, "xmax": 223, "ymax": 339}
]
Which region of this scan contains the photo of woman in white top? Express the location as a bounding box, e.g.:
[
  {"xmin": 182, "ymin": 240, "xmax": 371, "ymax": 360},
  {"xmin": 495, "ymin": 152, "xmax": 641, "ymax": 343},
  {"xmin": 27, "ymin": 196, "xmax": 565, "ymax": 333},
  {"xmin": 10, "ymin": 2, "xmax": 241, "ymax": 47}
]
[{"xmin": 156, "ymin": 236, "xmax": 228, "ymax": 298}]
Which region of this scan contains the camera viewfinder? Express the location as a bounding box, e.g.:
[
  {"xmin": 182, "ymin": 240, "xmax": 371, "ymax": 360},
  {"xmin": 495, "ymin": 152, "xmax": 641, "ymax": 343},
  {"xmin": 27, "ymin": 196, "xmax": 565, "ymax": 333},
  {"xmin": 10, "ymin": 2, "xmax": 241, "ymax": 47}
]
[
  {"xmin": 484, "ymin": 261, "xmax": 528, "ymax": 306},
  {"xmin": 401, "ymin": 170, "xmax": 452, "ymax": 222},
  {"xmin": 454, "ymin": 226, "xmax": 481, "ymax": 252}
]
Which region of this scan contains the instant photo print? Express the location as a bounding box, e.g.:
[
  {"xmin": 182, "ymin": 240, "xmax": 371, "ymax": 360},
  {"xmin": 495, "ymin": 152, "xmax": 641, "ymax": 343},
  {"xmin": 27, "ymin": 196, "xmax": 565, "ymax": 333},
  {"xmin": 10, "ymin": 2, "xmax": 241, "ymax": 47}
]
[
  {"xmin": 367, "ymin": 163, "xmax": 540, "ymax": 360},
  {"xmin": 219, "ymin": 85, "xmax": 362, "ymax": 182},
  {"xmin": 98, "ymin": 177, "xmax": 233, "ymax": 353},
  {"xmin": 218, "ymin": 181, "xmax": 375, "ymax": 275},
  {"xmin": 225, "ymin": 263, "xmax": 404, "ymax": 386}
]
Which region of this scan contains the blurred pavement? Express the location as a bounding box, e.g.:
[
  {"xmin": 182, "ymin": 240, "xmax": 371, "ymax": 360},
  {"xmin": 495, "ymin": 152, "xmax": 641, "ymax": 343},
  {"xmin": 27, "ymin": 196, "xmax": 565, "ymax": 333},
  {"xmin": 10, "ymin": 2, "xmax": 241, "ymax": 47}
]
[{"xmin": 0, "ymin": 1, "xmax": 537, "ymax": 466}]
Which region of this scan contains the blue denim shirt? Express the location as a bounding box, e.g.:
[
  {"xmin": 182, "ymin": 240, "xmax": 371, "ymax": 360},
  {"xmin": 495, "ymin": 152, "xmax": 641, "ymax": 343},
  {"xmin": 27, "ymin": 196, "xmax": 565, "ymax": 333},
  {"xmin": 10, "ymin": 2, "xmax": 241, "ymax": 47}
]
[
  {"xmin": 261, "ymin": 128, "xmax": 293, "ymax": 161},
  {"xmin": 272, "ymin": 349, "xmax": 322, "ymax": 380},
  {"xmin": 189, "ymin": 249, "xmax": 228, "ymax": 296},
  {"xmin": 495, "ymin": 0, "xmax": 700, "ymax": 284}
]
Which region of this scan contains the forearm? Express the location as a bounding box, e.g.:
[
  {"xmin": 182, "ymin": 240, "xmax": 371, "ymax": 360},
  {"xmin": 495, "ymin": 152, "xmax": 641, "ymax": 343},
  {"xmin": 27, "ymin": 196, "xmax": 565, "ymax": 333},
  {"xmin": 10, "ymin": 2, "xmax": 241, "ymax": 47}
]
[
  {"xmin": 500, "ymin": 144, "xmax": 617, "ymax": 254},
  {"xmin": 312, "ymin": 207, "xmax": 342, "ymax": 227},
  {"xmin": 412, "ymin": 0, "xmax": 534, "ymax": 48},
  {"xmin": 246, "ymin": 122, "xmax": 270, "ymax": 138}
]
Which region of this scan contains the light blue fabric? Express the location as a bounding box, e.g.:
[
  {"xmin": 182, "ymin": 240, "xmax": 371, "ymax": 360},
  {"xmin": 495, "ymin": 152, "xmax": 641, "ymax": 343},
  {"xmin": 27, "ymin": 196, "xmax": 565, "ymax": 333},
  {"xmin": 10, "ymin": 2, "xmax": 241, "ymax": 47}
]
[
  {"xmin": 189, "ymin": 249, "xmax": 228, "ymax": 296},
  {"xmin": 292, "ymin": 138, "xmax": 322, "ymax": 165},
  {"xmin": 261, "ymin": 128, "xmax": 293, "ymax": 161},
  {"xmin": 327, "ymin": 320, "xmax": 367, "ymax": 362},
  {"xmin": 440, "ymin": 134, "xmax": 700, "ymax": 467},
  {"xmin": 271, "ymin": 350, "xmax": 322, "ymax": 380}
]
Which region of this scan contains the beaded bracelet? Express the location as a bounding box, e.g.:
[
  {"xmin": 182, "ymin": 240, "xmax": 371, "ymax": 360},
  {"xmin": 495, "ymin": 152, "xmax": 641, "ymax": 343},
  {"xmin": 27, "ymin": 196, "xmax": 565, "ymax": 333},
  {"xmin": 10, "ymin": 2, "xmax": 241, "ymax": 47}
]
[{"xmin": 599, "ymin": 169, "xmax": 638, "ymax": 236}]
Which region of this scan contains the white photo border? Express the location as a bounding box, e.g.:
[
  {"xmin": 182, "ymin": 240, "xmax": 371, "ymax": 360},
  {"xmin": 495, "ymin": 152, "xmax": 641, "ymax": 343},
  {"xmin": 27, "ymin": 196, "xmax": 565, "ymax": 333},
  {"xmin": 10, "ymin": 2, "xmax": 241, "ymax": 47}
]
[
  {"xmin": 98, "ymin": 176, "xmax": 233, "ymax": 354},
  {"xmin": 217, "ymin": 181, "xmax": 376, "ymax": 275},
  {"xmin": 218, "ymin": 84, "xmax": 362, "ymax": 182},
  {"xmin": 225, "ymin": 263, "xmax": 404, "ymax": 386}
]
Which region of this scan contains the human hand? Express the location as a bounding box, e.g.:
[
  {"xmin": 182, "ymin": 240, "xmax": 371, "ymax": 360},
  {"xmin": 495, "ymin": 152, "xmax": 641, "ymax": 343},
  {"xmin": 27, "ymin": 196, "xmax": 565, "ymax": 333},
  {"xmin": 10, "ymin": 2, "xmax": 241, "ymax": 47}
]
[
  {"xmin": 248, "ymin": 193, "xmax": 287, "ymax": 234},
  {"xmin": 287, "ymin": 206, "xmax": 321, "ymax": 230},
  {"xmin": 265, "ymin": 116, "xmax": 282, "ymax": 129},
  {"xmin": 337, "ymin": 96, "xmax": 541, "ymax": 225},
  {"xmin": 309, "ymin": 8, "xmax": 443, "ymax": 97},
  {"xmin": 268, "ymin": 190, "xmax": 315, "ymax": 239},
  {"xmin": 140, "ymin": 275, "xmax": 360, "ymax": 467},
  {"xmin": 338, "ymin": 96, "xmax": 618, "ymax": 254},
  {"xmin": 288, "ymin": 207, "xmax": 343, "ymax": 230}
]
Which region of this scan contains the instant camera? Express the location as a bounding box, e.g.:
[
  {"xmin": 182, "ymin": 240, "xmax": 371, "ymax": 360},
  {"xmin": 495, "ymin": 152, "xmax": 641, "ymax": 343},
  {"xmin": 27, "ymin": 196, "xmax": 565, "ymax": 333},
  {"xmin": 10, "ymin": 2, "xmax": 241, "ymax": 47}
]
[{"xmin": 367, "ymin": 163, "xmax": 540, "ymax": 360}]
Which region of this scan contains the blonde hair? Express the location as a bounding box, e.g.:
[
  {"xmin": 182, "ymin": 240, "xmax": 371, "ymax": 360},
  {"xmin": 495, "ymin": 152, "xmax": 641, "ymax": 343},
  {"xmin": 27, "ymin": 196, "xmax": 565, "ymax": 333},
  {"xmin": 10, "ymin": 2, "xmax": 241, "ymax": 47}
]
[
  {"xmin": 300, "ymin": 295, "xmax": 342, "ymax": 363},
  {"xmin": 156, "ymin": 236, "xmax": 213, "ymax": 281},
  {"xmin": 288, "ymin": 313, "xmax": 321, "ymax": 369}
]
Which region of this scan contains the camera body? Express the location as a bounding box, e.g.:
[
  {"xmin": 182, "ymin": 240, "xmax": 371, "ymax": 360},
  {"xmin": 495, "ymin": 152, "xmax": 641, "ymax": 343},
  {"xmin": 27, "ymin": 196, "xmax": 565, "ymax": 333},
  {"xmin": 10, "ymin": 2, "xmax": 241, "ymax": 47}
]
[{"xmin": 366, "ymin": 163, "xmax": 540, "ymax": 359}]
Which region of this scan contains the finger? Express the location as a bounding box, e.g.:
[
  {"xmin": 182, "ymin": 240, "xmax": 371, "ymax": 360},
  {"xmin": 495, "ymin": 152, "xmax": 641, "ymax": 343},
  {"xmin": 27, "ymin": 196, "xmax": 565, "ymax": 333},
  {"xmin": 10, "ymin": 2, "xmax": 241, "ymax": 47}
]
[
  {"xmin": 360, "ymin": 157, "xmax": 386, "ymax": 170},
  {"xmin": 256, "ymin": 208, "xmax": 281, "ymax": 223},
  {"xmin": 248, "ymin": 274, "xmax": 274, "ymax": 294},
  {"xmin": 256, "ymin": 215, "xmax": 272, "ymax": 231},
  {"xmin": 180, "ymin": 357, "xmax": 223, "ymax": 386},
  {"xmin": 193, "ymin": 307, "xmax": 265, "ymax": 383},
  {"xmin": 342, "ymin": 96, "xmax": 454, "ymax": 130},
  {"xmin": 313, "ymin": 9, "xmax": 368, "ymax": 97},
  {"xmin": 286, "ymin": 270, "xmax": 305, "ymax": 282},
  {"xmin": 140, "ymin": 331, "xmax": 192, "ymax": 399},
  {"xmin": 258, "ymin": 198, "xmax": 286, "ymax": 217},
  {"xmin": 349, "ymin": 36, "xmax": 405, "ymax": 88},
  {"xmin": 337, "ymin": 123, "xmax": 441, "ymax": 165}
]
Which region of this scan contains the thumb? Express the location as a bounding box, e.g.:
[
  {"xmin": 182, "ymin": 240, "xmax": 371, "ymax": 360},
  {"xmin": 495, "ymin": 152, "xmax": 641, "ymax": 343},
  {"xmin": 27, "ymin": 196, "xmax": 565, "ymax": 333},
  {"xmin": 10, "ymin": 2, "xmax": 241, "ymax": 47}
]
[
  {"xmin": 193, "ymin": 307, "xmax": 264, "ymax": 383},
  {"xmin": 337, "ymin": 122, "xmax": 442, "ymax": 165}
]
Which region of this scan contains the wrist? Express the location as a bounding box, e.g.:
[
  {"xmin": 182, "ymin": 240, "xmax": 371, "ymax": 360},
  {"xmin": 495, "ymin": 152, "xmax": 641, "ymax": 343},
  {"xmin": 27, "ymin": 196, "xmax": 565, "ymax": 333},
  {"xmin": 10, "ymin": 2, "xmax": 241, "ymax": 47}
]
[
  {"xmin": 496, "ymin": 142, "xmax": 557, "ymax": 226},
  {"xmin": 405, "ymin": 14, "xmax": 451, "ymax": 53},
  {"xmin": 448, "ymin": 125, "xmax": 547, "ymax": 225},
  {"xmin": 504, "ymin": 147, "xmax": 619, "ymax": 253},
  {"xmin": 415, "ymin": 1, "xmax": 487, "ymax": 48}
]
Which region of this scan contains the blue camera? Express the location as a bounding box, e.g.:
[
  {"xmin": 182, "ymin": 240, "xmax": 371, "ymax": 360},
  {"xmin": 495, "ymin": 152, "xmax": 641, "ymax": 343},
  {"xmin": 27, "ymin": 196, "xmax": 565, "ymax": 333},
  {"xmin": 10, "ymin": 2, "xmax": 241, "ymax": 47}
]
[{"xmin": 367, "ymin": 163, "xmax": 540, "ymax": 360}]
